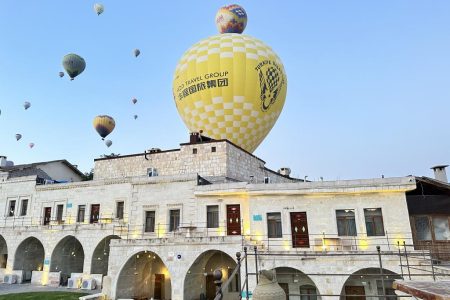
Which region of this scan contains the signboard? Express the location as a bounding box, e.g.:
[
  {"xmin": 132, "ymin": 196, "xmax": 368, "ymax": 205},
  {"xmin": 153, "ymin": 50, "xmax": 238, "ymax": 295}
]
[
  {"xmin": 252, "ymin": 214, "xmax": 262, "ymax": 221},
  {"xmin": 66, "ymin": 203, "xmax": 72, "ymax": 208},
  {"xmin": 44, "ymin": 259, "xmax": 49, "ymax": 265}
]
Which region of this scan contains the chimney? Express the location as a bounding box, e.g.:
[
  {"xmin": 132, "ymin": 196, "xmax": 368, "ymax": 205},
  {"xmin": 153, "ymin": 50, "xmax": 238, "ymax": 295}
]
[{"xmin": 431, "ymin": 165, "xmax": 448, "ymax": 183}]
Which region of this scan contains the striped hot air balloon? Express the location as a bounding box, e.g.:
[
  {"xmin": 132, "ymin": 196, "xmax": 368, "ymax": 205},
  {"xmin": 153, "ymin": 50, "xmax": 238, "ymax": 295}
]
[{"xmin": 93, "ymin": 115, "xmax": 115, "ymax": 140}]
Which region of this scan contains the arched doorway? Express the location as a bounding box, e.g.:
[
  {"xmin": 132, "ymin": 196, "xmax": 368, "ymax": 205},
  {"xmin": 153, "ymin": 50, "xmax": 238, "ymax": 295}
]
[
  {"xmin": 50, "ymin": 236, "xmax": 84, "ymax": 286},
  {"xmin": 340, "ymin": 268, "xmax": 401, "ymax": 299},
  {"xmin": 184, "ymin": 250, "xmax": 238, "ymax": 300},
  {"xmin": 91, "ymin": 235, "xmax": 120, "ymax": 276},
  {"xmin": 13, "ymin": 237, "xmax": 45, "ymax": 282},
  {"xmin": 275, "ymin": 267, "xmax": 320, "ymax": 300},
  {"xmin": 0, "ymin": 235, "xmax": 7, "ymax": 268},
  {"xmin": 116, "ymin": 251, "xmax": 171, "ymax": 300}
]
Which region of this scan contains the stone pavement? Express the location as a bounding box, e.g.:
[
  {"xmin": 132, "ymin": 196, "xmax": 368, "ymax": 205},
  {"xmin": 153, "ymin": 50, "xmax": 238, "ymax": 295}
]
[{"xmin": 0, "ymin": 283, "xmax": 99, "ymax": 295}]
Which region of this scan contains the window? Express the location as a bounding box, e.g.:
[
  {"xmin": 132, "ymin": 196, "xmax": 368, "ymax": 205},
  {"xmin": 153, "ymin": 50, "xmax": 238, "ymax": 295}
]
[
  {"xmin": 192, "ymin": 148, "xmax": 197, "ymax": 154},
  {"xmin": 364, "ymin": 208, "xmax": 385, "ymax": 236},
  {"xmin": 267, "ymin": 212, "xmax": 282, "ymax": 238},
  {"xmin": 169, "ymin": 209, "xmax": 180, "ymax": 231},
  {"xmin": 147, "ymin": 168, "xmax": 158, "ymax": 177},
  {"xmin": 77, "ymin": 205, "xmax": 85, "ymax": 223},
  {"xmin": 90, "ymin": 204, "xmax": 100, "ymax": 224},
  {"xmin": 211, "ymin": 147, "xmax": 216, "ymax": 152},
  {"xmin": 56, "ymin": 204, "xmax": 64, "ymax": 223},
  {"xmin": 264, "ymin": 177, "xmax": 271, "ymax": 184},
  {"xmin": 20, "ymin": 199, "xmax": 28, "ymax": 216},
  {"xmin": 145, "ymin": 211, "xmax": 156, "ymax": 232},
  {"xmin": 207, "ymin": 205, "xmax": 219, "ymax": 228},
  {"xmin": 336, "ymin": 209, "xmax": 357, "ymax": 236},
  {"xmin": 8, "ymin": 200, "xmax": 16, "ymax": 217},
  {"xmin": 432, "ymin": 216, "xmax": 450, "ymax": 241},
  {"xmin": 415, "ymin": 216, "xmax": 431, "ymax": 241},
  {"xmin": 300, "ymin": 285, "xmax": 317, "ymax": 300},
  {"xmin": 116, "ymin": 201, "xmax": 124, "ymax": 219}
]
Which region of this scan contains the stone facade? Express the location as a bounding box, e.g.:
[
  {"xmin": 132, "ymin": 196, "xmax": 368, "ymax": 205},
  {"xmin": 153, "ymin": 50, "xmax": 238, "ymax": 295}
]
[{"xmin": 0, "ymin": 140, "xmax": 440, "ymax": 299}]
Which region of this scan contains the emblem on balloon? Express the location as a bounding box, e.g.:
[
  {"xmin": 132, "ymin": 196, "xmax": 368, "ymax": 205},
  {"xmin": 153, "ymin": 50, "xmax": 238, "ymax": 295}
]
[{"xmin": 173, "ymin": 4, "xmax": 287, "ymax": 153}]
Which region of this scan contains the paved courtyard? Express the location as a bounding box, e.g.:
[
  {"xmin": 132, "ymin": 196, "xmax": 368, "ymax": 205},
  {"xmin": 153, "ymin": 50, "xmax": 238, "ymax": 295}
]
[{"xmin": 0, "ymin": 283, "xmax": 98, "ymax": 295}]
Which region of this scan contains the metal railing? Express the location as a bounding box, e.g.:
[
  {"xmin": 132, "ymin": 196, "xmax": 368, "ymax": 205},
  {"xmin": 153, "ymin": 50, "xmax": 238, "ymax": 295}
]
[{"xmin": 212, "ymin": 244, "xmax": 450, "ymax": 299}]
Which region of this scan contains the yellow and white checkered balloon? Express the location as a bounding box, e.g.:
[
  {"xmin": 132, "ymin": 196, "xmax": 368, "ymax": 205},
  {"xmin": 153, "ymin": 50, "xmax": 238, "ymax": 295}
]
[{"xmin": 173, "ymin": 33, "xmax": 287, "ymax": 153}]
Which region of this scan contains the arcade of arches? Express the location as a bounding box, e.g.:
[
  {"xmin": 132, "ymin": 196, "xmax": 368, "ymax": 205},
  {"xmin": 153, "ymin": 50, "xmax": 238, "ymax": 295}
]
[
  {"xmin": 13, "ymin": 237, "xmax": 45, "ymax": 282},
  {"xmin": 50, "ymin": 236, "xmax": 84, "ymax": 286}
]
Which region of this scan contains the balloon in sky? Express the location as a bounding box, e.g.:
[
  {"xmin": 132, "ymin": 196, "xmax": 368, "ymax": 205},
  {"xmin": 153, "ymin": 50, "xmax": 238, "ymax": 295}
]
[
  {"xmin": 94, "ymin": 3, "xmax": 104, "ymax": 15},
  {"xmin": 134, "ymin": 49, "xmax": 140, "ymax": 57},
  {"xmin": 105, "ymin": 140, "xmax": 112, "ymax": 147},
  {"xmin": 215, "ymin": 4, "xmax": 247, "ymax": 34},
  {"xmin": 173, "ymin": 6, "xmax": 287, "ymax": 153},
  {"xmin": 29, "ymin": 143, "xmax": 35, "ymax": 149},
  {"xmin": 93, "ymin": 115, "xmax": 115, "ymax": 140},
  {"xmin": 134, "ymin": 115, "xmax": 138, "ymax": 120},
  {"xmin": 132, "ymin": 98, "xmax": 137, "ymax": 104},
  {"xmin": 15, "ymin": 134, "xmax": 22, "ymax": 141},
  {"xmin": 24, "ymin": 101, "xmax": 31, "ymax": 110},
  {"xmin": 59, "ymin": 72, "xmax": 64, "ymax": 78},
  {"xmin": 62, "ymin": 54, "xmax": 86, "ymax": 80}
]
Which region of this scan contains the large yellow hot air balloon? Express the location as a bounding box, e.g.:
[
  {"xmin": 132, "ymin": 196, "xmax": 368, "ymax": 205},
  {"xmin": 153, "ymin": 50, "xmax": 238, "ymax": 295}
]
[
  {"xmin": 173, "ymin": 5, "xmax": 287, "ymax": 153},
  {"xmin": 93, "ymin": 115, "xmax": 115, "ymax": 140}
]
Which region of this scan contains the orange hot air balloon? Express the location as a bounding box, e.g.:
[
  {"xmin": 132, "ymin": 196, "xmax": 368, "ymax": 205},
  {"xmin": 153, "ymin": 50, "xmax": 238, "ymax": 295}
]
[{"xmin": 93, "ymin": 115, "xmax": 115, "ymax": 140}]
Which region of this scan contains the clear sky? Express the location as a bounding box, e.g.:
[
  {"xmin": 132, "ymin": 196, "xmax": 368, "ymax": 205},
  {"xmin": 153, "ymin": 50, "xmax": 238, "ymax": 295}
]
[{"xmin": 0, "ymin": 1, "xmax": 449, "ymax": 180}]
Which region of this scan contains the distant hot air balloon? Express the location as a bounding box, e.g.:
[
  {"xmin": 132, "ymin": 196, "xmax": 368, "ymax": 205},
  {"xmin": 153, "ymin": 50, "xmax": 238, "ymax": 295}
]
[
  {"xmin": 173, "ymin": 5, "xmax": 287, "ymax": 153},
  {"xmin": 29, "ymin": 143, "xmax": 35, "ymax": 149},
  {"xmin": 134, "ymin": 115, "xmax": 138, "ymax": 120},
  {"xmin": 24, "ymin": 101, "xmax": 31, "ymax": 110},
  {"xmin": 215, "ymin": 4, "xmax": 247, "ymax": 34},
  {"xmin": 15, "ymin": 134, "xmax": 22, "ymax": 141},
  {"xmin": 94, "ymin": 3, "xmax": 104, "ymax": 15},
  {"xmin": 93, "ymin": 115, "xmax": 115, "ymax": 140},
  {"xmin": 62, "ymin": 54, "xmax": 86, "ymax": 80},
  {"xmin": 59, "ymin": 72, "xmax": 64, "ymax": 78},
  {"xmin": 132, "ymin": 98, "xmax": 137, "ymax": 104},
  {"xmin": 133, "ymin": 49, "xmax": 140, "ymax": 57},
  {"xmin": 105, "ymin": 140, "xmax": 112, "ymax": 147}
]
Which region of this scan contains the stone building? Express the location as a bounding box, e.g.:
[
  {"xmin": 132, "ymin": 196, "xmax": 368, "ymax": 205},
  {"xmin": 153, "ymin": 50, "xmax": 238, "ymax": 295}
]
[{"xmin": 0, "ymin": 138, "xmax": 448, "ymax": 299}]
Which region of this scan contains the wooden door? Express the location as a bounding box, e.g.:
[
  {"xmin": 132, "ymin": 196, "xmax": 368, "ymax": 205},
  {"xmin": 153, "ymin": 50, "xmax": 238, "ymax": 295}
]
[
  {"xmin": 90, "ymin": 204, "xmax": 100, "ymax": 224},
  {"xmin": 279, "ymin": 282, "xmax": 289, "ymax": 300},
  {"xmin": 43, "ymin": 207, "xmax": 51, "ymax": 225},
  {"xmin": 206, "ymin": 274, "xmax": 216, "ymax": 299},
  {"xmin": 345, "ymin": 286, "xmax": 366, "ymax": 299},
  {"xmin": 153, "ymin": 274, "xmax": 164, "ymax": 300},
  {"xmin": 290, "ymin": 212, "xmax": 309, "ymax": 248},
  {"xmin": 227, "ymin": 205, "xmax": 241, "ymax": 235}
]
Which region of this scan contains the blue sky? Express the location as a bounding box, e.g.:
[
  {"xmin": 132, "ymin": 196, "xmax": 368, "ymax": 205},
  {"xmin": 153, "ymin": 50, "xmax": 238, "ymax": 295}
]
[{"xmin": 0, "ymin": 1, "xmax": 449, "ymax": 180}]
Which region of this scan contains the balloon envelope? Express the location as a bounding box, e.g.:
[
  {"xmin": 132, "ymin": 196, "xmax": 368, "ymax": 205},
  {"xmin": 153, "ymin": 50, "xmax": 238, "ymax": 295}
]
[
  {"xmin": 215, "ymin": 4, "xmax": 247, "ymax": 34},
  {"xmin": 62, "ymin": 53, "xmax": 86, "ymax": 80},
  {"xmin": 59, "ymin": 72, "xmax": 64, "ymax": 78},
  {"xmin": 93, "ymin": 115, "xmax": 115, "ymax": 139},
  {"xmin": 105, "ymin": 140, "xmax": 112, "ymax": 147},
  {"xmin": 29, "ymin": 143, "xmax": 34, "ymax": 149},
  {"xmin": 134, "ymin": 49, "xmax": 140, "ymax": 57},
  {"xmin": 24, "ymin": 101, "xmax": 31, "ymax": 110},
  {"xmin": 15, "ymin": 134, "xmax": 22, "ymax": 141},
  {"xmin": 173, "ymin": 34, "xmax": 287, "ymax": 153},
  {"xmin": 134, "ymin": 115, "xmax": 138, "ymax": 120},
  {"xmin": 132, "ymin": 98, "xmax": 137, "ymax": 104},
  {"xmin": 94, "ymin": 3, "xmax": 104, "ymax": 15}
]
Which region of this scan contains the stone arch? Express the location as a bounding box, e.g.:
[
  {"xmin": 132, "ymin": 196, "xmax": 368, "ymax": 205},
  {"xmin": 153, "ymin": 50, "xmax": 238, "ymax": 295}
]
[
  {"xmin": 13, "ymin": 237, "xmax": 45, "ymax": 282},
  {"xmin": 116, "ymin": 250, "xmax": 172, "ymax": 300},
  {"xmin": 340, "ymin": 267, "xmax": 401, "ymax": 299},
  {"xmin": 50, "ymin": 235, "xmax": 84, "ymax": 286},
  {"xmin": 184, "ymin": 249, "xmax": 238, "ymax": 300},
  {"xmin": 0, "ymin": 235, "xmax": 7, "ymax": 268},
  {"xmin": 274, "ymin": 266, "xmax": 321, "ymax": 299},
  {"xmin": 90, "ymin": 235, "xmax": 120, "ymax": 276}
]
